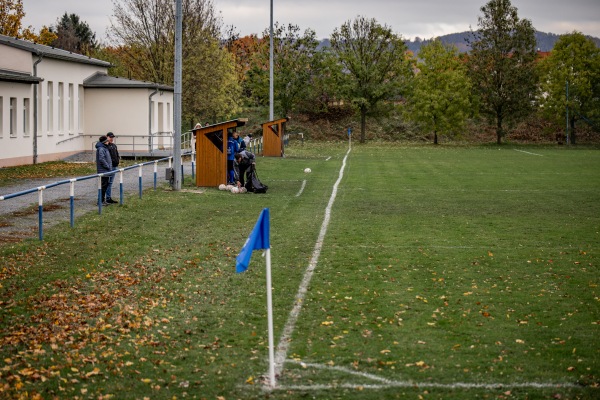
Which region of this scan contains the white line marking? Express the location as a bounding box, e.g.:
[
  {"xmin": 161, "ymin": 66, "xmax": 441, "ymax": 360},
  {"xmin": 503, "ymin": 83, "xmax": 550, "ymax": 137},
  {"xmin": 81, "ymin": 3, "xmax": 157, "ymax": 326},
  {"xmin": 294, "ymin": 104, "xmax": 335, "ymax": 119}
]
[
  {"xmin": 295, "ymin": 180, "xmax": 307, "ymax": 197},
  {"xmin": 272, "ymin": 148, "xmax": 351, "ymax": 382},
  {"xmin": 288, "ymin": 360, "xmax": 393, "ymax": 383},
  {"xmin": 514, "ymin": 149, "xmax": 543, "ymax": 156},
  {"xmin": 274, "ymin": 382, "xmax": 577, "ymax": 391},
  {"xmin": 325, "ymin": 156, "xmax": 331, "ymax": 161},
  {"xmin": 266, "ymin": 360, "xmax": 576, "ymax": 391}
]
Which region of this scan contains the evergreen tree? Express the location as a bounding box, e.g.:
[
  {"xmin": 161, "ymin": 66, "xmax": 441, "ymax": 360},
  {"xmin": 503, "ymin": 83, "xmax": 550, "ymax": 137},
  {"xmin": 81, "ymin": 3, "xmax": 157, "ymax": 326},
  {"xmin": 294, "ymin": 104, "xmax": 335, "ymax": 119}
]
[{"xmin": 52, "ymin": 13, "xmax": 97, "ymax": 55}]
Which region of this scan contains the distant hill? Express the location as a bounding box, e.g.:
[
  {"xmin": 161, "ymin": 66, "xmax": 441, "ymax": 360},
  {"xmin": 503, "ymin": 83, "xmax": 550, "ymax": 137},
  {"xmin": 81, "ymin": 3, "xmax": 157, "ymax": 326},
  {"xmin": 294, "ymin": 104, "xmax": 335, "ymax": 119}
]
[
  {"xmin": 318, "ymin": 31, "xmax": 600, "ymax": 54},
  {"xmin": 405, "ymin": 31, "xmax": 600, "ymax": 54}
]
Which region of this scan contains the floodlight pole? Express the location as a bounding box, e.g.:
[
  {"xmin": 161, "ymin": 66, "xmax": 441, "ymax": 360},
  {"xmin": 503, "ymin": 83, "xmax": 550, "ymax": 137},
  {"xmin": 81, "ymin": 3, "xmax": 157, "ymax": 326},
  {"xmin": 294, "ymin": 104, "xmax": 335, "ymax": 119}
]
[
  {"xmin": 269, "ymin": 0, "xmax": 274, "ymax": 121},
  {"xmin": 172, "ymin": 0, "xmax": 183, "ymax": 190}
]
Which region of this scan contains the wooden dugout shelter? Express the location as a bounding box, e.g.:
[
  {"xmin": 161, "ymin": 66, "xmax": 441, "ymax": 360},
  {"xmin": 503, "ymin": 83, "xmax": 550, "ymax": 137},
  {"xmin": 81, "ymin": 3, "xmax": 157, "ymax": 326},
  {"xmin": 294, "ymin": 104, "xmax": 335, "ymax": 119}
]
[
  {"xmin": 194, "ymin": 118, "xmax": 247, "ymax": 187},
  {"xmin": 261, "ymin": 117, "xmax": 289, "ymax": 157}
]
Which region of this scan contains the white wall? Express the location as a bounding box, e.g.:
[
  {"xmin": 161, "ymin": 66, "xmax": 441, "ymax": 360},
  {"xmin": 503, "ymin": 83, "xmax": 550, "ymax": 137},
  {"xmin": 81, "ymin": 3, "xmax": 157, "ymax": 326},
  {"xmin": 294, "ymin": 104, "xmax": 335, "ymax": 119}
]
[
  {"xmin": 0, "ymin": 47, "xmax": 107, "ymax": 166},
  {"xmin": 0, "ymin": 44, "xmax": 174, "ymax": 167},
  {"xmin": 85, "ymin": 88, "xmax": 174, "ymax": 152}
]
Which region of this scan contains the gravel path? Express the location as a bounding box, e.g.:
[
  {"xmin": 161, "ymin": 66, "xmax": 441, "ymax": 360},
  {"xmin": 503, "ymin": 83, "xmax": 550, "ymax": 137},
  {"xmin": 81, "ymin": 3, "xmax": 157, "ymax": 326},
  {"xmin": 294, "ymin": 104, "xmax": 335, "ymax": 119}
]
[{"xmin": 0, "ymin": 160, "xmax": 195, "ymax": 243}]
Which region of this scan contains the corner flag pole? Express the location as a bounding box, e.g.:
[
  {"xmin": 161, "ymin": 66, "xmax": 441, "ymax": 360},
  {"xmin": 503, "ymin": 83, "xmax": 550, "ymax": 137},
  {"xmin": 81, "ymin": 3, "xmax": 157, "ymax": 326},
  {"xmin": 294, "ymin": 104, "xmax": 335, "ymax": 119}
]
[
  {"xmin": 235, "ymin": 208, "xmax": 276, "ymax": 386},
  {"xmin": 265, "ymin": 247, "xmax": 276, "ymax": 386}
]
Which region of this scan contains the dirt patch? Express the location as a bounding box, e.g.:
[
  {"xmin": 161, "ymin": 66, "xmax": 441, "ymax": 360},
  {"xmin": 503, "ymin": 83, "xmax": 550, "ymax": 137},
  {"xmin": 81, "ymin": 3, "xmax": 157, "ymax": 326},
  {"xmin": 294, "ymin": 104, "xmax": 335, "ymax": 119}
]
[
  {"xmin": 10, "ymin": 202, "xmax": 66, "ymax": 217},
  {"xmin": 0, "ymin": 228, "xmax": 36, "ymax": 243}
]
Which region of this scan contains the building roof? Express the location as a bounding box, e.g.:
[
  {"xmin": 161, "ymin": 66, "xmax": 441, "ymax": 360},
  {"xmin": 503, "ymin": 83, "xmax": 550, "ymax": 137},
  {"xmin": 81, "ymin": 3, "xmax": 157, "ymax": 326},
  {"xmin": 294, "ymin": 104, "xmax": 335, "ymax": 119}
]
[
  {"xmin": 83, "ymin": 72, "xmax": 173, "ymax": 91},
  {"xmin": 0, "ymin": 34, "xmax": 111, "ymax": 67},
  {"xmin": 0, "ymin": 68, "xmax": 43, "ymax": 83}
]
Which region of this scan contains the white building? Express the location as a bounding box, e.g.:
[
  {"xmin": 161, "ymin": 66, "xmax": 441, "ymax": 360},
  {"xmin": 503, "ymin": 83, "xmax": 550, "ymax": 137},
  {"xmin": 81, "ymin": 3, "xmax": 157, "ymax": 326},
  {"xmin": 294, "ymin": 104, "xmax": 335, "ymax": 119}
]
[{"xmin": 0, "ymin": 34, "xmax": 174, "ymax": 167}]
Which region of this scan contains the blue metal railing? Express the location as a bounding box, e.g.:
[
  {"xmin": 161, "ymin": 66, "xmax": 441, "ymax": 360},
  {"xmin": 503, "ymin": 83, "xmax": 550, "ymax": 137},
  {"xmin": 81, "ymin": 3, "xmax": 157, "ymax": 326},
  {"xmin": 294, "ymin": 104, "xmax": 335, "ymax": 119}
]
[{"xmin": 0, "ymin": 154, "xmax": 194, "ymax": 241}]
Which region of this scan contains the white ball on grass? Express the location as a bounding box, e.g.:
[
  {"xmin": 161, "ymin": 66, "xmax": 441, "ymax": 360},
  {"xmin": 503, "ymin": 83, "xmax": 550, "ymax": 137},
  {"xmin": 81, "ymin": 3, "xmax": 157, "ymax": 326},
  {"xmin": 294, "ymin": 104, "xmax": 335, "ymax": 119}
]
[
  {"xmin": 218, "ymin": 184, "xmax": 226, "ymax": 191},
  {"xmin": 239, "ymin": 187, "xmax": 247, "ymax": 194},
  {"xmin": 231, "ymin": 186, "xmax": 240, "ymax": 194},
  {"xmin": 304, "ymin": 168, "xmax": 312, "ymax": 173},
  {"xmin": 226, "ymin": 184, "xmax": 233, "ymax": 191}
]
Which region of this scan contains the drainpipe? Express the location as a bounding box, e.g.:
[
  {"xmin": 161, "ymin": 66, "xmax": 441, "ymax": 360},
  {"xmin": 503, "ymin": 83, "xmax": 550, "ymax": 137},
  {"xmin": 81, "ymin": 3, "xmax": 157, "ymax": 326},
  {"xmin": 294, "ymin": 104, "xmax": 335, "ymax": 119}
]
[
  {"xmin": 33, "ymin": 52, "xmax": 44, "ymax": 164},
  {"xmin": 149, "ymin": 86, "xmax": 159, "ymax": 153}
]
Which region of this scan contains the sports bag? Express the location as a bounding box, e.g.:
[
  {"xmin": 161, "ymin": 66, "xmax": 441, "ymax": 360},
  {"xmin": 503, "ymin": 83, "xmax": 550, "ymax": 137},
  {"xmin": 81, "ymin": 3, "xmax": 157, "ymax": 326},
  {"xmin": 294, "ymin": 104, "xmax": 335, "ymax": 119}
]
[{"xmin": 245, "ymin": 165, "xmax": 268, "ymax": 193}]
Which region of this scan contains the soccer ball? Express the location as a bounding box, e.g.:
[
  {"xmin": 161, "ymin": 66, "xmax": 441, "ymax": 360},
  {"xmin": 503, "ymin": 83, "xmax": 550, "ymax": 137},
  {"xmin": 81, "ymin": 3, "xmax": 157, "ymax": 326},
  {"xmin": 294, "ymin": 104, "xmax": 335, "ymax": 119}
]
[
  {"xmin": 231, "ymin": 186, "xmax": 240, "ymax": 194},
  {"xmin": 218, "ymin": 184, "xmax": 226, "ymax": 191},
  {"xmin": 226, "ymin": 184, "xmax": 233, "ymax": 191},
  {"xmin": 240, "ymin": 187, "xmax": 247, "ymax": 194},
  {"xmin": 304, "ymin": 168, "xmax": 312, "ymax": 173}
]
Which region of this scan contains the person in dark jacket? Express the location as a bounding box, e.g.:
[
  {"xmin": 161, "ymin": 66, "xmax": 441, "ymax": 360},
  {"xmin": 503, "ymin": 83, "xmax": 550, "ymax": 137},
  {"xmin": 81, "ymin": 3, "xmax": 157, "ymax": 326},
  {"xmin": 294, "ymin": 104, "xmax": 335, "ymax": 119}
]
[
  {"xmin": 233, "ymin": 150, "xmax": 255, "ymax": 188},
  {"xmin": 96, "ymin": 135, "xmax": 113, "ymax": 206},
  {"xmin": 227, "ymin": 131, "xmax": 239, "ymax": 184},
  {"xmin": 105, "ymin": 132, "xmax": 120, "ymax": 204}
]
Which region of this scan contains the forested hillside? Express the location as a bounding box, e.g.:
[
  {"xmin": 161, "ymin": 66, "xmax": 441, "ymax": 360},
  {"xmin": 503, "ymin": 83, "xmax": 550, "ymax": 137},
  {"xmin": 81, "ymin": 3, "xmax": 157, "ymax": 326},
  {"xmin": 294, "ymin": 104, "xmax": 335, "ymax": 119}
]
[{"xmin": 321, "ymin": 31, "xmax": 600, "ymax": 53}]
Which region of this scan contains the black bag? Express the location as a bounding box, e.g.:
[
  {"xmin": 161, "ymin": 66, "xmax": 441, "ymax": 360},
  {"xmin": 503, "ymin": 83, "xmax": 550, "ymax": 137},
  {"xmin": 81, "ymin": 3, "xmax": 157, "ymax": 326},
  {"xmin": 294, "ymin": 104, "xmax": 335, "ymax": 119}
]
[{"xmin": 245, "ymin": 165, "xmax": 268, "ymax": 193}]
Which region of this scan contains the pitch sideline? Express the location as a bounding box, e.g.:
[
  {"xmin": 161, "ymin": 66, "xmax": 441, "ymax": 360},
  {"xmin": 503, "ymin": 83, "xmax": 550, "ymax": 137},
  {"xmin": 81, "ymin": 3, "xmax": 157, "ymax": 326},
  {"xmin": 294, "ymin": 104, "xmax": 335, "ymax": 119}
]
[{"xmin": 271, "ymin": 147, "xmax": 352, "ymax": 382}]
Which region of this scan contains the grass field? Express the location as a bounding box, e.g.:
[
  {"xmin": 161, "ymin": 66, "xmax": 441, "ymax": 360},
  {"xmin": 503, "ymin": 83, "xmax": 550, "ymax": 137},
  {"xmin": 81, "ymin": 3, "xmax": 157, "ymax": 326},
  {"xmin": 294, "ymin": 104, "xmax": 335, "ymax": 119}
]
[{"xmin": 0, "ymin": 143, "xmax": 598, "ymax": 399}]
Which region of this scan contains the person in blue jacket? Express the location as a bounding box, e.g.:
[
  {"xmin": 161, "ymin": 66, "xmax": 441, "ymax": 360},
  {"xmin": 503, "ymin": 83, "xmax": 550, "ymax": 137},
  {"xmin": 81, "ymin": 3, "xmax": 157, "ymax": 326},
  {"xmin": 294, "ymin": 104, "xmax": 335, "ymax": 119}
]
[
  {"xmin": 95, "ymin": 135, "xmax": 113, "ymax": 206},
  {"xmin": 226, "ymin": 131, "xmax": 239, "ymax": 184}
]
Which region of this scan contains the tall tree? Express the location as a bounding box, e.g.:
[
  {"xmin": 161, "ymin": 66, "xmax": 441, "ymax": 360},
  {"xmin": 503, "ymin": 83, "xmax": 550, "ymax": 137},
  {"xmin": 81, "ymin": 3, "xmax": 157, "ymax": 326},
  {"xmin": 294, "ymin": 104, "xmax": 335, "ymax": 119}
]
[
  {"xmin": 407, "ymin": 39, "xmax": 471, "ymax": 144},
  {"xmin": 330, "ymin": 16, "xmax": 413, "ymax": 143},
  {"xmin": 0, "ymin": 0, "xmax": 26, "ymax": 37},
  {"xmin": 109, "ymin": 0, "xmax": 240, "ymax": 122},
  {"xmin": 467, "ymin": 0, "xmax": 538, "ymax": 144},
  {"xmin": 243, "ymin": 23, "xmax": 320, "ymax": 116},
  {"xmin": 539, "ymin": 32, "xmax": 600, "ymax": 144},
  {"xmin": 0, "ymin": 0, "xmax": 55, "ymax": 43},
  {"xmin": 227, "ymin": 34, "xmax": 263, "ymax": 100},
  {"xmin": 52, "ymin": 13, "xmax": 97, "ymax": 55}
]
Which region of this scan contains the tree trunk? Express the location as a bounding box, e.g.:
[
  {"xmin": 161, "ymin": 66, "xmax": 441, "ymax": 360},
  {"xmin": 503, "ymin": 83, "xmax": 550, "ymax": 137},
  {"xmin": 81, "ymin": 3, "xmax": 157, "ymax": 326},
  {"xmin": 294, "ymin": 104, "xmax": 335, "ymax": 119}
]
[
  {"xmin": 434, "ymin": 131, "xmax": 438, "ymax": 145},
  {"xmin": 496, "ymin": 113, "xmax": 503, "ymax": 145},
  {"xmin": 360, "ymin": 107, "xmax": 366, "ymax": 143},
  {"xmin": 570, "ymin": 116, "xmax": 577, "ymax": 145}
]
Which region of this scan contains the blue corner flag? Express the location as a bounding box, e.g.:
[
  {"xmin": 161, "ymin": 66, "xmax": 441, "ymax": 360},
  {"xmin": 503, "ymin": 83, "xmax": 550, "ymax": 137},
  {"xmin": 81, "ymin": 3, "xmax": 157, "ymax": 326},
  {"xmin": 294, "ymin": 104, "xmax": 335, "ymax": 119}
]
[{"xmin": 236, "ymin": 208, "xmax": 270, "ymax": 273}]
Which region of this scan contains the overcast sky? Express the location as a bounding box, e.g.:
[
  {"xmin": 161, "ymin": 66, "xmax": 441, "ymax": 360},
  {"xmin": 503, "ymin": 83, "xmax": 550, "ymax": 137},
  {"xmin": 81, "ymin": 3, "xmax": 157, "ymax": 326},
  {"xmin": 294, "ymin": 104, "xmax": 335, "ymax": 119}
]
[{"xmin": 21, "ymin": 0, "xmax": 600, "ymax": 43}]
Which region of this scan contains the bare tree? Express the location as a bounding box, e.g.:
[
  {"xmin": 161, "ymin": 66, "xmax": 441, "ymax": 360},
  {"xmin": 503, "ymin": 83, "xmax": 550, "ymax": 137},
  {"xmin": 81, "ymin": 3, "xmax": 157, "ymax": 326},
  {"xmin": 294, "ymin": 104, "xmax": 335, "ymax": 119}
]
[{"xmin": 109, "ymin": 0, "xmax": 240, "ymax": 121}]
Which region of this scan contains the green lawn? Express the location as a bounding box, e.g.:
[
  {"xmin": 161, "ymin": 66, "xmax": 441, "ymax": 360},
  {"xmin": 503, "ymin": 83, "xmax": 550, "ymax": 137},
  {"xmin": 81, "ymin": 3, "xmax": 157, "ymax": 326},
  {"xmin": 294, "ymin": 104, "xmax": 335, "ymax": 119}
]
[{"xmin": 0, "ymin": 143, "xmax": 598, "ymax": 399}]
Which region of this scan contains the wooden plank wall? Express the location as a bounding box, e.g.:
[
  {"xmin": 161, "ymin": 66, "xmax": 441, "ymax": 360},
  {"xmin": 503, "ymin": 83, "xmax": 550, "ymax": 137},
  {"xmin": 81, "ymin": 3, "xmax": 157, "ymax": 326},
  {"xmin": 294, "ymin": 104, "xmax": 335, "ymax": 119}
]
[{"xmin": 262, "ymin": 118, "xmax": 288, "ymax": 157}]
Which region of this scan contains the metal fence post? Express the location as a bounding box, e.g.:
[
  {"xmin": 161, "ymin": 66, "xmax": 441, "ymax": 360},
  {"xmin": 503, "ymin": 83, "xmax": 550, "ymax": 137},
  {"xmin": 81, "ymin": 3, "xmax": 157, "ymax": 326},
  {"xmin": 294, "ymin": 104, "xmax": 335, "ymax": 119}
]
[
  {"xmin": 38, "ymin": 188, "xmax": 44, "ymax": 241},
  {"xmin": 97, "ymin": 176, "xmax": 103, "ymax": 214},
  {"xmin": 119, "ymin": 169, "xmax": 124, "ymax": 204},
  {"xmin": 154, "ymin": 161, "xmax": 158, "ymax": 190},
  {"xmin": 138, "ymin": 165, "xmax": 143, "ymax": 199},
  {"xmin": 69, "ymin": 179, "xmax": 75, "ymax": 227}
]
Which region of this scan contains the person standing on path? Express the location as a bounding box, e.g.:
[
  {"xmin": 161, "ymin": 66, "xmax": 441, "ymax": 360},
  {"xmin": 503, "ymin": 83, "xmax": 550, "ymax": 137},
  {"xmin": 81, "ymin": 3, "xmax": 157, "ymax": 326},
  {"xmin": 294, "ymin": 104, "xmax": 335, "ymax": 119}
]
[
  {"xmin": 96, "ymin": 135, "xmax": 113, "ymax": 206},
  {"xmin": 105, "ymin": 132, "xmax": 120, "ymax": 204}
]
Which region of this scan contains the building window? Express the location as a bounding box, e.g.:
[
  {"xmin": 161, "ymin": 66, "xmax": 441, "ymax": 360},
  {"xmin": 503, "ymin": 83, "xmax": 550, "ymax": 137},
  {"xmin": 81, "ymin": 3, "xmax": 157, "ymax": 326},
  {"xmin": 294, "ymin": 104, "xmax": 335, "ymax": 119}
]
[
  {"xmin": 150, "ymin": 101, "xmax": 154, "ymax": 133},
  {"xmin": 78, "ymin": 85, "xmax": 84, "ymax": 133},
  {"xmin": 37, "ymin": 84, "xmax": 43, "ymax": 136},
  {"xmin": 58, "ymin": 82, "xmax": 64, "ymax": 134},
  {"xmin": 167, "ymin": 102, "xmax": 171, "ymax": 131},
  {"xmin": 47, "ymin": 81, "xmax": 53, "ymax": 134},
  {"xmin": 0, "ymin": 97, "xmax": 3, "ymax": 138},
  {"xmin": 23, "ymin": 98, "xmax": 30, "ymax": 136},
  {"xmin": 68, "ymin": 83, "xmax": 74, "ymax": 134},
  {"xmin": 10, "ymin": 97, "xmax": 17, "ymax": 138}
]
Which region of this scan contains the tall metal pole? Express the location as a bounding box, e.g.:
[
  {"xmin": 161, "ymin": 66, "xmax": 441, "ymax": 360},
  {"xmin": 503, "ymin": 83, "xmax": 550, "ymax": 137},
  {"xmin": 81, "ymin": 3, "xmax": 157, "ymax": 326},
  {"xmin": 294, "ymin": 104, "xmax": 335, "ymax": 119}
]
[
  {"xmin": 269, "ymin": 0, "xmax": 274, "ymax": 121},
  {"xmin": 173, "ymin": 0, "xmax": 183, "ymax": 190}
]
